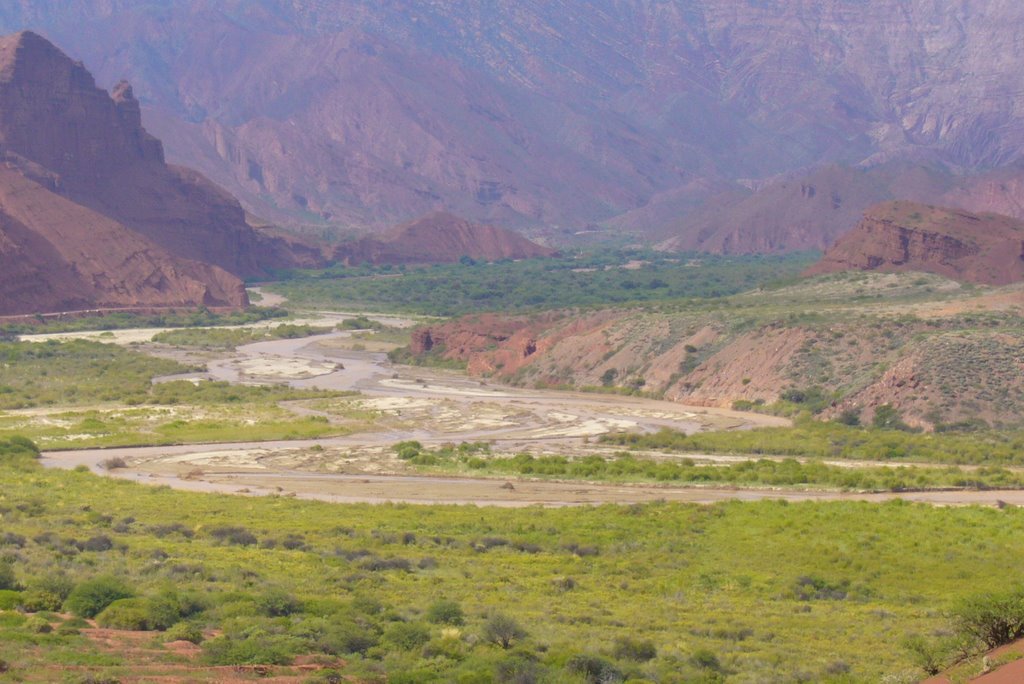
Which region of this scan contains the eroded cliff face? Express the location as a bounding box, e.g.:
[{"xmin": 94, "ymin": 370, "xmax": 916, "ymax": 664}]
[
  {"xmin": 0, "ymin": 30, "xmax": 318, "ymax": 282},
  {"xmin": 805, "ymin": 201, "xmax": 1024, "ymax": 285},
  {"xmin": 404, "ymin": 297, "xmax": 1024, "ymax": 430},
  {"xmin": 0, "ymin": 31, "xmax": 309, "ymax": 315},
  {"xmin": 4, "ymin": 2, "xmax": 1024, "ymax": 247}
]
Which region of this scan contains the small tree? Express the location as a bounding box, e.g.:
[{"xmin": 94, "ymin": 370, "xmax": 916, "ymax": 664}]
[
  {"xmin": 835, "ymin": 408, "xmax": 861, "ymax": 426},
  {"xmin": 482, "ymin": 613, "xmax": 527, "ymax": 649},
  {"xmin": 951, "ymin": 588, "xmax": 1024, "ymax": 649},
  {"xmin": 873, "ymin": 404, "xmax": 911, "ymax": 431},
  {"xmin": 426, "ymin": 599, "xmax": 465, "ymax": 625}
]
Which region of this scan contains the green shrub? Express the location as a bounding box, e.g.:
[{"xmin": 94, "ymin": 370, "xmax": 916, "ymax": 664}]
[
  {"xmin": 613, "ymin": 636, "xmax": 657, "ymax": 662},
  {"xmin": 0, "ymin": 562, "xmax": 17, "ymax": 591},
  {"xmin": 255, "ymin": 589, "xmax": 301, "ymax": 617},
  {"xmin": 164, "ymin": 621, "xmax": 204, "ymax": 644},
  {"xmin": 146, "ymin": 590, "xmax": 204, "ymax": 630},
  {"xmin": 203, "ymin": 633, "xmax": 298, "ymax": 665},
  {"xmin": 566, "ymin": 654, "xmax": 624, "ymax": 683},
  {"xmin": 96, "ymin": 598, "xmax": 152, "ymax": 630},
  {"xmin": 426, "ymin": 599, "xmax": 465, "ymax": 625},
  {"xmin": 383, "ymin": 621, "xmax": 431, "ymax": 650},
  {"xmin": 482, "ymin": 613, "xmax": 527, "ymax": 649},
  {"xmin": 24, "ymin": 615, "xmax": 53, "ymax": 633},
  {"xmin": 26, "ymin": 572, "xmax": 75, "ymax": 606},
  {"xmin": 64, "ymin": 576, "xmax": 134, "ymax": 618},
  {"xmin": 0, "ymin": 590, "xmax": 20, "ymax": 610},
  {"xmin": 318, "ymin": 620, "xmax": 378, "ymax": 655},
  {"xmin": 951, "ymin": 588, "xmax": 1024, "ymax": 649},
  {"xmin": 872, "ymin": 404, "xmax": 913, "ymax": 431},
  {"xmin": 689, "ymin": 648, "xmax": 723, "ymax": 672}
]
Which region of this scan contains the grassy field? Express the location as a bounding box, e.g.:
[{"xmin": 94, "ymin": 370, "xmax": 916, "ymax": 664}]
[
  {"xmin": 0, "ymin": 438, "xmax": 1017, "ymax": 682},
  {"xmin": 0, "ymin": 341, "xmax": 367, "ymax": 448},
  {"xmin": 151, "ymin": 323, "xmax": 333, "ymax": 350},
  {"xmin": 266, "ymin": 250, "xmax": 817, "ymax": 316}
]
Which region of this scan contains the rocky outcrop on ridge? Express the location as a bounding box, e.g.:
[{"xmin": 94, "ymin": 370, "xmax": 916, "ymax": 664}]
[{"xmin": 805, "ymin": 202, "xmax": 1024, "ymax": 285}]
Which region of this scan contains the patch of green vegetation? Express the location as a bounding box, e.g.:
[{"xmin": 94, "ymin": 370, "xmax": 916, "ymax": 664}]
[
  {"xmin": 267, "ymin": 250, "xmax": 818, "ymax": 316},
  {"xmin": 0, "ymin": 340, "xmax": 366, "ymax": 448},
  {"xmin": 0, "ymin": 442, "xmax": 1019, "ymax": 681},
  {"xmin": 603, "ymin": 422, "xmax": 1024, "ymax": 466},
  {"xmin": 0, "ymin": 340, "xmax": 188, "ymax": 409},
  {"xmin": 1, "ymin": 381, "xmax": 360, "ymax": 449},
  {"xmin": 394, "ymin": 441, "xmax": 1024, "ymax": 491},
  {"xmin": 152, "ymin": 323, "xmax": 332, "ymax": 350},
  {"xmin": 387, "ymin": 343, "xmax": 468, "ymax": 370},
  {"xmin": 0, "ymin": 306, "xmax": 289, "ymax": 336}
]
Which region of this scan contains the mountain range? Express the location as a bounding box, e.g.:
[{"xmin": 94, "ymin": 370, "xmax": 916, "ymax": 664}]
[
  {"xmin": 0, "ymin": 30, "xmax": 563, "ymax": 316},
  {"xmin": 2, "ymin": 1, "xmax": 1023, "ymax": 250}
]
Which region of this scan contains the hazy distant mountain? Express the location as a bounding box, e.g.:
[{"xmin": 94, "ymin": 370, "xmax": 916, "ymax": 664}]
[{"xmin": 5, "ymin": 1, "xmax": 1024, "ymax": 249}]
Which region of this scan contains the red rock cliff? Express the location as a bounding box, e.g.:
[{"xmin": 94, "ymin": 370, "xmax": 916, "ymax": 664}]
[
  {"xmin": 805, "ymin": 201, "xmax": 1024, "ymax": 285},
  {"xmin": 0, "ymin": 31, "xmax": 320, "ymax": 281}
]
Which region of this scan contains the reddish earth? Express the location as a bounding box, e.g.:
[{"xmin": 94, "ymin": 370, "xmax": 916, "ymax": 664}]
[
  {"xmin": 924, "ymin": 637, "xmax": 1024, "ymax": 683},
  {"xmin": 334, "ymin": 210, "xmax": 557, "ymax": 265},
  {"xmin": 54, "ymin": 622, "xmax": 345, "ymax": 683},
  {"xmin": 805, "ymin": 201, "xmax": 1024, "ymax": 285},
  {"xmin": 0, "ymin": 31, "xmax": 321, "ymax": 315}
]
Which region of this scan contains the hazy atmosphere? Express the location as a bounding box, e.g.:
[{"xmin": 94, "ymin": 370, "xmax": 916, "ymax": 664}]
[{"xmin": 0, "ymin": 2, "xmax": 1023, "ymax": 682}]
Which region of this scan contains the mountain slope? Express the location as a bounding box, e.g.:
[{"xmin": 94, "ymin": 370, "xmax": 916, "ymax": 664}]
[
  {"xmin": 333, "ymin": 211, "xmax": 558, "ymax": 265},
  {"xmin": 0, "ymin": 162, "xmax": 245, "ymax": 315},
  {"xmin": 5, "ymin": 2, "xmax": 1024, "ymax": 245}
]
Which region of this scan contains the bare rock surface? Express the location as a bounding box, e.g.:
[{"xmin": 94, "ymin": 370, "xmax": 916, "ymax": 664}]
[{"xmin": 805, "ymin": 201, "xmax": 1024, "ymax": 285}]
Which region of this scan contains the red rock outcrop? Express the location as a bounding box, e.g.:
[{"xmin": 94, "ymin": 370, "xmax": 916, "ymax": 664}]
[
  {"xmin": 333, "ymin": 211, "xmax": 556, "ymax": 265},
  {"xmin": 805, "ymin": 201, "xmax": 1024, "ymax": 285},
  {"xmin": 0, "ymin": 31, "xmax": 324, "ymax": 315},
  {"xmin": 0, "ymin": 31, "xmax": 320, "ymax": 283}
]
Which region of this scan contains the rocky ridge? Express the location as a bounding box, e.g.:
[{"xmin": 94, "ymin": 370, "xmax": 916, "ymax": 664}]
[
  {"xmin": 805, "ymin": 202, "xmax": 1024, "ymax": 286},
  {"xmin": 406, "ymin": 276, "xmax": 1024, "ymax": 432}
]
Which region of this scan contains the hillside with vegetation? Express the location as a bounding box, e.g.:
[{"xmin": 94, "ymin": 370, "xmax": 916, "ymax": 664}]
[{"xmin": 402, "ymin": 269, "xmax": 1024, "ymax": 431}]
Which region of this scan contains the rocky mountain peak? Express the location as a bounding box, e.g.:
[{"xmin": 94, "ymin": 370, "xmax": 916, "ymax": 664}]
[{"xmin": 0, "ymin": 31, "xmax": 164, "ymax": 181}]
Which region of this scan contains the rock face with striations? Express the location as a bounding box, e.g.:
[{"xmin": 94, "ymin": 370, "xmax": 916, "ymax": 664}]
[
  {"xmin": 805, "ymin": 201, "xmax": 1024, "ymax": 286},
  {"xmin": 333, "ymin": 211, "xmax": 557, "ymax": 266},
  {"xmin": 0, "ymin": 31, "xmax": 319, "ymax": 315}
]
